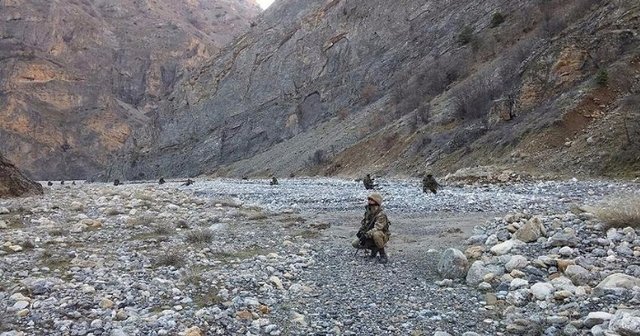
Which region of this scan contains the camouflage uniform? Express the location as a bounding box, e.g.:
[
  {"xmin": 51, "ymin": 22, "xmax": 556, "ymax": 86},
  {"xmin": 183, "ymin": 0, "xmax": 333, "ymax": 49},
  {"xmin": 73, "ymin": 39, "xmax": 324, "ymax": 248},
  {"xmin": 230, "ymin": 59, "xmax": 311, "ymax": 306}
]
[
  {"xmin": 422, "ymin": 174, "xmax": 440, "ymax": 194},
  {"xmin": 352, "ymin": 193, "xmax": 390, "ymax": 263}
]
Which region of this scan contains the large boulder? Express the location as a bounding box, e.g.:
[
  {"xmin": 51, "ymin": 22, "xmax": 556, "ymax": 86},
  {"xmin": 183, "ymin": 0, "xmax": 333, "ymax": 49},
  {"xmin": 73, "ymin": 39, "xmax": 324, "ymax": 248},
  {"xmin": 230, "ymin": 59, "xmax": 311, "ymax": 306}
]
[
  {"xmin": 490, "ymin": 239, "xmax": 522, "ymax": 255},
  {"xmin": 466, "ymin": 261, "xmax": 504, "ymax": 286},
  {"xmin": 594, "ymin": 274, "xmax": 640, "ymax": 295},
  {"xmin": 513, "ymin": 217, "xmax": 546, "ymax": 243},
  {"xmin": 608, "ymin": 310, "xmax": 640, "ymax": 336},
  {"xmin": 437, "ymin": 248, "xmax": 469, "ymax": 279},
  {"xmin": 564, "ymin": 265, "xmax": 592, "ymax": 286},
  {"xmin": 0, "ymin": 153, "xmax": 43, "ymax": 198}
]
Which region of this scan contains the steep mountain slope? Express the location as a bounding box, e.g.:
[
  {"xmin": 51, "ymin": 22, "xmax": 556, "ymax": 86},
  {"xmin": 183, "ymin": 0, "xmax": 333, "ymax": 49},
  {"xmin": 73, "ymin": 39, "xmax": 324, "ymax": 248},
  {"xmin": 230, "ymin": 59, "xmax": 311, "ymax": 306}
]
[
  {"xmin": 0, "ymin": 0, "xmax": 260, "ymax": 180},
  {"xmin": 115, "ymin": 0, "xmax": 640, "ymax": 180},
  {"xmin": 0, "ymin": 152, "xmax": 42, "ymax": 198}
]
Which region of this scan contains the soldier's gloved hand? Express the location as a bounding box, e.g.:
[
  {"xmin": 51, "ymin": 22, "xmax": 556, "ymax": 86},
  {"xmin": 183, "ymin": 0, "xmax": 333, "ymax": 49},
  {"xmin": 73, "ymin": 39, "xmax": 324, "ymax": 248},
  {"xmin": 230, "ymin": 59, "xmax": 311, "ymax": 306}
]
[{"xmin": 365, "ymin": 230, "xmax": 373, "ymax": 239}]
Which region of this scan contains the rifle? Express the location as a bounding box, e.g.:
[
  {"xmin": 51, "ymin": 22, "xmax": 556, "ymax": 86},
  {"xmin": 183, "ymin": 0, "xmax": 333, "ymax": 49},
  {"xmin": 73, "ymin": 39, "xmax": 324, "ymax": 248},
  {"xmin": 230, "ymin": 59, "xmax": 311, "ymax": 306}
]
[{"xmin": 354, "ymin": 211, "xmax": 378, "ymax": 255}]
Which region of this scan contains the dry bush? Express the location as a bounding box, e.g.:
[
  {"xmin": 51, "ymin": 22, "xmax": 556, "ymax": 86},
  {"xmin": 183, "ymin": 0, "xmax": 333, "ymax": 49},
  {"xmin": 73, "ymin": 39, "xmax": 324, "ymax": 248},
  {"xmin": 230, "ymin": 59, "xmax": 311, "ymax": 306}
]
[
  {"xmin": 593, "ymin": 195, "xmax": 640, "ymax": 229},
  {"xmin": 308, "ymin": 149, "xmax": 329, "ymax": 166},
  {"xmin": 452, "ymin": 74, "xmax": 505, "ymax": 120},
  {"xmin": 154, "ymin": 224, "xmax": 174, "ymax": 236},
  {"xmin": 391, "ymin": 53, "xmax": 471, "ymax": 117},
  {"xmin": 154, "ymin": 252, "xmax": 185, "ymax": 268},
  {"xmin": 185, "ymin": 229, "xmax": 214, "ymax": 244},
  {"xmin": 360, "ymin": 84, "xmax": 378, "ymax": 105},
  {"xmin": 48, "ymin": 228, "xmax": 67, "ymax": 236}
]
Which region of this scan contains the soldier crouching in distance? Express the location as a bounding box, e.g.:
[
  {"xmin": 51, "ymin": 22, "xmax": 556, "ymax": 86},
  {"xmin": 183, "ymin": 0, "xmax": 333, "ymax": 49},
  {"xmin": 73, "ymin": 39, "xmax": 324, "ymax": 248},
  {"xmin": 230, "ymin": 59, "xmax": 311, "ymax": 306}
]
[
  {"xmin": 422, "ymin": 173, "xmax": 440, "ymax": 194},
  {"xmin": 352, "ymin": 192, "xmax": 390, "ymax": 264}
]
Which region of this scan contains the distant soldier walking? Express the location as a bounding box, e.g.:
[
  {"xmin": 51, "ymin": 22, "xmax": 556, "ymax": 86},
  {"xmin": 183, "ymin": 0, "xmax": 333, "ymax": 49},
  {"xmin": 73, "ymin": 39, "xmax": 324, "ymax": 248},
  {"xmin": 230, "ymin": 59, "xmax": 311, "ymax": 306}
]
[
  {"xmin": 363, "ymin": 174, "xmax": 376, "ymax": 190},
  {"xmin": 270, "ymin": 177, "xmax": 279, "ymax": 185},
  {"xmin": 422, "ymin": 174, "xmax": 440, "ymax": 194},
  {"xmin": 352, "ymin": 192, "xmax": 390, "ymax": 263}
]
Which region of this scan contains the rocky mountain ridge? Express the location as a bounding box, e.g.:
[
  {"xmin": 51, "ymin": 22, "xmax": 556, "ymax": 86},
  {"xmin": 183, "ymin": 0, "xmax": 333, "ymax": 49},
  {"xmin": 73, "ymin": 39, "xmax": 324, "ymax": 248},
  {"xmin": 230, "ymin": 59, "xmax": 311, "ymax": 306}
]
[
  {"xmin": 0, "ymin": 0, "xmax": 260, "ymax": 180},
  {"xmin": 0, "ymin": 153, "xmax": 42, "ymax": 198},
  {"xmin": 113, "ymin": 0, "xmax": 640, "ymax": 180}
]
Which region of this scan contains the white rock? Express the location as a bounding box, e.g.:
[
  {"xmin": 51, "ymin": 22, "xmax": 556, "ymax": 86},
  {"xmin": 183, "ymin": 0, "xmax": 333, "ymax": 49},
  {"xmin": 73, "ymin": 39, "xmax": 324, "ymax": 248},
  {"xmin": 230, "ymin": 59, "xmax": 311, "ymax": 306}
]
[
  {"xmin": 530, "ymin": 282, "xmax": 554, "ymax": 300},
  {"xmin": 558, "ymin": 246, "xmax": 573, "ymax": 256},
  {"xmin": 433, "ymin": 332, "xmax": 452, "ymax": 336},
  {"xmin": 12, "ymin": 301, "xmax": 29, "ymax": 310},
  {"xmin": 0, "ymin": 207, "xmax": 9, "ymax": 214},
  {"xmin": 584, "ymin": 312, "xmax": 614, "ymax": 328},
  {"xmin": 9, "ymin": 245, "xmax": 23, "ymax": 252},
  {"xmin": 505, "ymin": 255, "xmax": 528, "ymax": 272},
  {"xmin": 9, "ymin": 293, "xmax": 30, "ymax": 302},
  {"xmin": 564, "ymin": 265, "xmax": 591, "ymax": 286},
  {"xmin": 608, "ymin": 310, "xmax": 640, "ymax": 335},
  {"xmin": 595, "ymin": 273, "xmax": 640, "ymax": 295},
  {"xmin": 513, "ymin": 217, "xmax": 546, "ymax": 243},
  {"xmin": 291, "ymin": 312, "xmax": 306, "ymax": 326},
  {"xmin": 269, "ymin": 276, "xmax": 284, "ymax": 290},
  {"xmin": 466, "ymin": 261, "xmax": 504, "ymax": 286},
  {"xmin": 490, "ymin": 240, "xmax": 518, "ymax": 255},
  {"xmin": 510, "ymin": 278, "xmax": 529, "ymax": 290},
  {"xmin": 551, "ymin": 276, "xmax": 577, "ymax": 293},
  {"xmin": 437, "ymin": 248, "xmax": 469, "ymax": 279}
]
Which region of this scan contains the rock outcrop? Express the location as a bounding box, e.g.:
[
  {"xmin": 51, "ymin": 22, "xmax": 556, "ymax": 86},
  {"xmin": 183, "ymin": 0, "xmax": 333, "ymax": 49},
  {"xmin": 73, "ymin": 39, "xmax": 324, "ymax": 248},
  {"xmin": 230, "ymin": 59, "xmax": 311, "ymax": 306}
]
[
  {"xmin": 113, "ymin": 0, "xmax": 640, "ymax": 179},
  {"xmin": 0, "ymin": 153, "xmax": 43, "ymax": 198},
  {"xmin": 0, "ymin": 0, "xmax": 260, "ymax": 180}
]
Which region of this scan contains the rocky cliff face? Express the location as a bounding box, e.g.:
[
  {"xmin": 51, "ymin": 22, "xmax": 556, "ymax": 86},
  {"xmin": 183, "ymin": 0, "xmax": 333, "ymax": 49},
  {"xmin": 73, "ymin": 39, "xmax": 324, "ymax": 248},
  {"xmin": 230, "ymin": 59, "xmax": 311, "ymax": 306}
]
[
  {"xmin": 115, "ymin": 0, "xmax": 639, "ymax": 179},
  {"xmin": 0, "ymin": 0, "xmax": 260, "ymax": 180},
  {"xmin": 0, "ymin": 152, "xmax": 43, "ymax": 197}
]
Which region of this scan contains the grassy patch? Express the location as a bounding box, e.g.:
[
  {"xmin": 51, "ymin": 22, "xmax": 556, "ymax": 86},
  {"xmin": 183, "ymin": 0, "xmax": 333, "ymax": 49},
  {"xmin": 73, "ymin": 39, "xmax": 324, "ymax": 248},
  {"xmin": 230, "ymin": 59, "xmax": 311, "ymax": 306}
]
[
  {"xmin": 294, "ymin": 230, "xmax": 321, "ymax": 239},
  {"xmin": 39, "ymin": 250, "xmax": 71, "ymax": 271},
  {"xmin": 1, "ymin": 215, "xmax": 25, "ymax": 229},
  {"xmin": 238, "ymin": 210, "xmax": 268, "ymax": 220},
  {"xmin": 154, "ymin": 224, "xmax": 174, "ymax": 236},
  {"xmin": 182, "ymin": 267, "xmax": 205, "ymax": 286},
  {"xmin": 193, "ymin": 289, "xmax": 223, "ymax": 308},
  {"xmin": 185, "ymin": 229, "xmax": 214, "ymax": 245},
  {"xmin": 154, "ymin": 252, "xmax": 185, "ymax": 268},
  {"xmin": 593, "ymin": 195, "xmax": 640, "ymax": 229},
  {"xmin": 49, "ymin": 228, "xmax": 67, "ymax": 236}
]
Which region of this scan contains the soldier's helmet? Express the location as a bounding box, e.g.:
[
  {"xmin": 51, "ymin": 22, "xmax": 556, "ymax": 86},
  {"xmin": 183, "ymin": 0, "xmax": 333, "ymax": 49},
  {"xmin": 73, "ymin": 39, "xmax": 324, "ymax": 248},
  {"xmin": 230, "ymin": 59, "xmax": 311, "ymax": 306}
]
[{"xmin": 368, "ymin": 192, "xmax": 383, "ymax": 205}]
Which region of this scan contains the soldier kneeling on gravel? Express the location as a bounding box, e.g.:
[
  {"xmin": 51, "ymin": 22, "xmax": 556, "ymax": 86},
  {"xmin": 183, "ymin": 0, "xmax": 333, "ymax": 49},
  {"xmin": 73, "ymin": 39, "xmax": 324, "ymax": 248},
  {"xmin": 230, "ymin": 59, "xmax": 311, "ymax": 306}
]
[{"xmin": 352, "ymin": 192, "xmax": 390, "ymax": 263}]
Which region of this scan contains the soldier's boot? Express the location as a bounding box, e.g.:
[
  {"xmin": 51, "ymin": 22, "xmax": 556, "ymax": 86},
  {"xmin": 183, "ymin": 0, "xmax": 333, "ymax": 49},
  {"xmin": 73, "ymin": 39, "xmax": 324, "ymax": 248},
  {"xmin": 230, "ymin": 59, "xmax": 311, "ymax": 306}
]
[
  {"xmin": 367, "ymin": 248, "xmax": 378, "ymax": 259},
  {"xmin": 378, "ymin": 249, "xmax": 388, "ymax": 264}
]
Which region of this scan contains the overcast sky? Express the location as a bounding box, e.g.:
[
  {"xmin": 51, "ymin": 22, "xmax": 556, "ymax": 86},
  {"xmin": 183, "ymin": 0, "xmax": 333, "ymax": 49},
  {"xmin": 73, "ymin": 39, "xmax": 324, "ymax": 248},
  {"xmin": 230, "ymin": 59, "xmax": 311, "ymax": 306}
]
[{"xmin": 256, "ymin": 0, "xmax": 274, "ymax": 9}]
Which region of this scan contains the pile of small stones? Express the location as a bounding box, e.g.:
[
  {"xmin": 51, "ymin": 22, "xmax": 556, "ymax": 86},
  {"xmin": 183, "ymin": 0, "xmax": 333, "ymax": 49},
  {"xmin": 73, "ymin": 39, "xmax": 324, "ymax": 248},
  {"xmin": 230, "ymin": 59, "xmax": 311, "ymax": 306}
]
[{"xmin": 437, "ymin": 209, "xmax": 640, "ymax": 335}]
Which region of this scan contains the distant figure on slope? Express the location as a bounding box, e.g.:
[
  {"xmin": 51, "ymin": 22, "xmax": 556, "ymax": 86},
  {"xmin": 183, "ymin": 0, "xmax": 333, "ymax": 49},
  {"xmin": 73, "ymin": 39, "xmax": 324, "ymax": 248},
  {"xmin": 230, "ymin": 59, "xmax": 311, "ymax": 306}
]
[
  {"xmin": 270, "ymin": 177, "xmax": 279, "ymax": 185},
  {"xmin": 363, "ymin": 174, "xmax": 376, "ymax": 190},
  {"xmin": 352, "ymin": 193, "xmax": 390, "ymax": 264},
  {"xmin": 182, "ymin": 179, "xmax": 194, "ymax": 186},
  {"xmin": 422, "ymin": 174, "xmax": 440, "ymax": 194},
  {"xmin": 113, "ymin": 179, "xmax": 120, "ymax": 186},
  {"xmin": 159, "ymin": 177, "xmax": 166, "ymax": 185},
  {"xmin": 47, "ymin": 181, "xmax": 53, "ymax": 186}
]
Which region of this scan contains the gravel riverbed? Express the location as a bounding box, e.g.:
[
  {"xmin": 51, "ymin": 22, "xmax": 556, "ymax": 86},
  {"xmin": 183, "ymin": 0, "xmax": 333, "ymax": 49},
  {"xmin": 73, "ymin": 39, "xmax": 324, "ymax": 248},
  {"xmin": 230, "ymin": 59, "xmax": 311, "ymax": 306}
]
[{"xmin": 1, "ymin": 178, "xmax": 638, "ymax": 335}]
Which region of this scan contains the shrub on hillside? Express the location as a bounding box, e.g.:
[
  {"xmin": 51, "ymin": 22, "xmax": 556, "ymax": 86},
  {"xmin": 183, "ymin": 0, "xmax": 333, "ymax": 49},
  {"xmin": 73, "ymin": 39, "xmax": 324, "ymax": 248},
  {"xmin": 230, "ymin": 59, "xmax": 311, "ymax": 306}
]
[
  {"xmin": 457, "ymin": 26, "xmax": 474, "ymax": 46},
  {"xmin": 596, "ymin": 69, "xmax": 608, "ymax": 86},
  {"xmin": 490, "ymin": 12, "xmax": 505, "ymax": 28}
]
